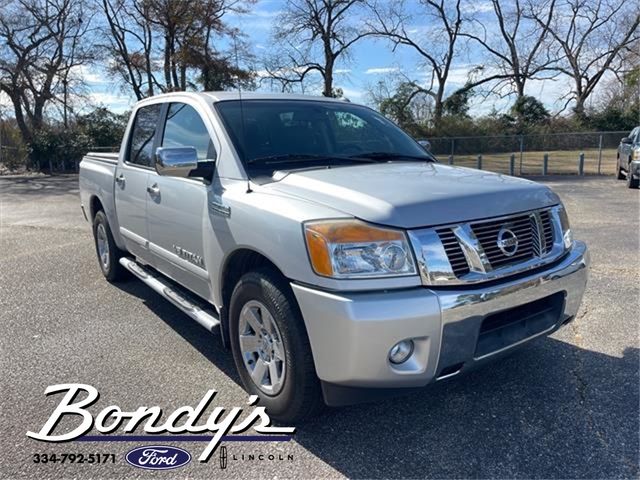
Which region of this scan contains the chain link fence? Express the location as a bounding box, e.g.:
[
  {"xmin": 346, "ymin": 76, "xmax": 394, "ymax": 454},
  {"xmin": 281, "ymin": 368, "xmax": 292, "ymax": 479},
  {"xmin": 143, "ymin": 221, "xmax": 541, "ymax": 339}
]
[
  {"xmin": 0, "ymin": 130, "xmax": 630, "ymax": 176},
  {"xmin": 428, "ymin": 131, "xmax": 628, "ymax": 176}
]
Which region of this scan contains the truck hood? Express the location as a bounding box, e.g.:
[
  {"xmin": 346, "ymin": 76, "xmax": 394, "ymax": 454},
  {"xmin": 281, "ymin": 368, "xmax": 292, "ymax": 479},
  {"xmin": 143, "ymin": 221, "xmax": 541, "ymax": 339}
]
[{"xmin": 263, "ymin": 162, "xmax": 560, "ymax": 228}]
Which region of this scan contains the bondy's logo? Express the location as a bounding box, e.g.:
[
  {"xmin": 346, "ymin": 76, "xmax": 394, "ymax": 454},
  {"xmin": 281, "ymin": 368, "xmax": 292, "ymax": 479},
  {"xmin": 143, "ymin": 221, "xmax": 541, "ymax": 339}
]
[
  {"xmin": 125, "ymin": 446, "xmax": 191, "ymax": 470},
  {"xmin": 26, "ymin": 384, "xmax": 295, "ymax": 462}
]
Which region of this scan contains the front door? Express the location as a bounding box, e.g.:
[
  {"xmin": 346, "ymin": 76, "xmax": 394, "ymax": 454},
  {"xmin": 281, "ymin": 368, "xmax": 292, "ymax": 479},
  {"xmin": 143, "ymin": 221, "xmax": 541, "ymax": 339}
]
[
  {"xmin": 146, "ymin": 102, "xmax": 216, "ymax": 300},
  {"xmin": 114, "ymin": 103, "xmax": 162, "ymax": 261}
]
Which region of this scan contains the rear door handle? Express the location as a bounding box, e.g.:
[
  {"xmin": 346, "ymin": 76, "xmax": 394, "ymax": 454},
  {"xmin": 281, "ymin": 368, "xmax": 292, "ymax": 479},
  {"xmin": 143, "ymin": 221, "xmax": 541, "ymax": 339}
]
[
  {"xmin": 115, "ymin": 174, "xmax": 125, "ymax": 186},
  {"xmin": 147, "ymin": 183, "xmax": 160, "ymax": 195}
]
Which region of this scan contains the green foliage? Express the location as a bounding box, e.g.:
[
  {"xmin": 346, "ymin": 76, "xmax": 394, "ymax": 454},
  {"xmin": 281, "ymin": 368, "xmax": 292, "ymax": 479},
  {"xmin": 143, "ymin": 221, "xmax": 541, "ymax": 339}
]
[
  {"xmin": 443, "ymin": 88, "xmax": 473, "ymax": 117},
  {"xmin": 378, "ymin": 82, "xmax": 418, "ymax": 131},
  {"xmin": 0, "ymin": 120, "xmax": 28, "ymax": 172},
  {"xmin": 30, "ymin": 127, "xmax": 92, "ymax": 172},
  {"xmin": 28, "ymin": 108, "xmax": 126, "ymax": 172},
  {"xmin": 586, "ymin": 106, "xmax": 639, "ymax": 131},
  {"xmin": 76, "ymin": 108, "xmax": 128, "ymax": 148},
  {"xmin": 505, "ymin": 96, "xmax": 550, "ymax": 131}
]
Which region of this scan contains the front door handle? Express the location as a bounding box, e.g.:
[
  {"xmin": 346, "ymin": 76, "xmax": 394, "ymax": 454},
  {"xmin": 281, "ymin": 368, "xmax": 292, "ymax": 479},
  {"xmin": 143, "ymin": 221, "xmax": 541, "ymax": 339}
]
[
  {"xmin": 115, "ymin": 174, "xmax": 125, "ymax": 186},
  {"xmin": 147, "ymin": 183, "xmax": 160, "ymax": 195}
]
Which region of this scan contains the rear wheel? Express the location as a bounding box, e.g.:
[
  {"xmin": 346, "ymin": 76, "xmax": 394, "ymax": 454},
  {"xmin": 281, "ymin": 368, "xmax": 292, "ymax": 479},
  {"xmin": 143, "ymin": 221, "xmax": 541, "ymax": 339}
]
[
  {"xmin": 229, "ymin": 268, "xmax": 323, "ymax": 423},
  {"xmin": 92, "ymin": 210, "xmax": 127, "ymax": 282}
]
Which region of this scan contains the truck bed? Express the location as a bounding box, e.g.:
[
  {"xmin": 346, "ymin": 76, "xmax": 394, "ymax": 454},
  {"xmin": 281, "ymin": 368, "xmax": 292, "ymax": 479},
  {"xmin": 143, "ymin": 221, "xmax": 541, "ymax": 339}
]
[
  {"xmin": 83, "ymin": 152, "xmax": 119, "ymax": 164},
  {"xmin": 79, "ymin": 153, "xmax": 119, "ymax": 242}
]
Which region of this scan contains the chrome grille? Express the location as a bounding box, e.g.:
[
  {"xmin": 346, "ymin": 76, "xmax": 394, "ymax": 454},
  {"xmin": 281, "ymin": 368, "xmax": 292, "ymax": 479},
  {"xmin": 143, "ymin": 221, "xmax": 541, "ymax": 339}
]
[
  {"xmin": 471, "ymin": 214, "xmax": 536, "ymax": 269},
  {"xmin": 437, "ymin": 228, "xmax": 470, "ymax": 277},
  {"xmin": 539, "ymin": 210, "xmax": 553, "ymax": 254},
  {"xmin": 407, "ymin": 206, "xmax": 566, "ymax": 286}
]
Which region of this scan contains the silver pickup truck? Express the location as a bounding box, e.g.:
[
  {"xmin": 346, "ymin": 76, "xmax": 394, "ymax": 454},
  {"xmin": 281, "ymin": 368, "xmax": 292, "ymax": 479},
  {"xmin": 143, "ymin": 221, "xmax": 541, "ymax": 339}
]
[{"xmin": 79, "ymin": 92, "xmax": 589, "ymax": 422}]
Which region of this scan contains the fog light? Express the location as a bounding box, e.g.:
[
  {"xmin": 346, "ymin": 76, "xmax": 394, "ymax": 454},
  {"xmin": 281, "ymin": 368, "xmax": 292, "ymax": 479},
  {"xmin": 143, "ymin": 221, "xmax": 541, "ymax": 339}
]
[{"xmin": 389, "ymin": 339, "xmax": 414, "ymax": 364}]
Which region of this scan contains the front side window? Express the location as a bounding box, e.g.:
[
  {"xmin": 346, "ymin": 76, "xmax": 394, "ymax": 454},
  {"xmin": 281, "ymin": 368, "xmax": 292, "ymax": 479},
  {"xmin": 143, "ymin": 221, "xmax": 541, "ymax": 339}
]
[
  {"xmin": 128, "ymin": 104, "xmax": 161, "ymax": 167},
  {"xmin": 162, "ymin": 103, "xmax": 214, "ymax": 161},
  {"xmin": 215, "ymin": 100, "xmax": 431, "ymax": 177}
]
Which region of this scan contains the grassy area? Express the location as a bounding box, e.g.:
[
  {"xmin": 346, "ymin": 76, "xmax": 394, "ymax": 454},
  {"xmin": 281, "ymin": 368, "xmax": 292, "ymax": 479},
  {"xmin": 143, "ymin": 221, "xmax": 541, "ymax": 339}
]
[{"xmin": 444, "ymin": 148, "xmax": 618, "ymax": 176}]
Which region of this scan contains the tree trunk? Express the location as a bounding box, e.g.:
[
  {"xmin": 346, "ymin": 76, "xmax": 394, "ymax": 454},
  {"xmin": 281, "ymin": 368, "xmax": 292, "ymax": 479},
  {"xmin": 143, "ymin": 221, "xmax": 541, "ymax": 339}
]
[{"xmin": 573, "ymin": 97, "xmax": 586, "ymax": 122}]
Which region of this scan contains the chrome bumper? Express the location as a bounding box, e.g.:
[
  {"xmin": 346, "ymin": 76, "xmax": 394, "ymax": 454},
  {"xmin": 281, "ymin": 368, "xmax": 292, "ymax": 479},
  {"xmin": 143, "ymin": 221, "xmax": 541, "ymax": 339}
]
[
  {"xmin": 630, "ymin": 160, "xmax": 640, "ymax": 178},
  {"xmin": 291, "ymin": 241, "xmax": 589, "ymax": 389}
]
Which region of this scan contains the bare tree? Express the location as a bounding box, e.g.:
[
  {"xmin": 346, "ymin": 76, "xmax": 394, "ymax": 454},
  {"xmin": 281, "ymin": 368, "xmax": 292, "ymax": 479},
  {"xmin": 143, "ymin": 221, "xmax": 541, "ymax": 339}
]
[
  {"xmin": 460, "ymin": 0, "xmax": 556, "ymax": 100},
  {"xmin": 529, "ymin": 0, "xmax": 640, "ymax": 118},
  {"xmin": 100, "ymin": 0, "xmax": 252, "ymax": 100},
  {"xmin": 265, "ymin": 0, "xmax": 372, "ymax": 97},
  {"xmin": 101, "ymin": 0, "xmax": 158, "ymax": 99},
  {"xmin": 0, "ymin": 0, "xmax": 92, "ymax": 142},
  {"xmin": 367, "ymin": 0, "xmax": 463, "ymax": 124}
]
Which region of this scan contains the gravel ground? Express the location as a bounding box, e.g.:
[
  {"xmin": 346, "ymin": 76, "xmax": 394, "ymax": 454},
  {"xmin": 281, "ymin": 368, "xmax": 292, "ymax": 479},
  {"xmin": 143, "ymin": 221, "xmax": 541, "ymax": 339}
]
[{"xmin": 0, "ymin": 174, "xmax": 638, "ymax": 479}]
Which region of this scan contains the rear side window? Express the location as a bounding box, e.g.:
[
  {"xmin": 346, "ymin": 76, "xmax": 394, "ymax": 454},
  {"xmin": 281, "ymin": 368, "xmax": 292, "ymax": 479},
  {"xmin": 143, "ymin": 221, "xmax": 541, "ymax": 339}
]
[
  {"xmin": 128, "ymin": 104, "xmax": 161, "ymax": 167},
  {"xmin": 162, "ymin": 103, "xmax": 214, "ymax": 161}
]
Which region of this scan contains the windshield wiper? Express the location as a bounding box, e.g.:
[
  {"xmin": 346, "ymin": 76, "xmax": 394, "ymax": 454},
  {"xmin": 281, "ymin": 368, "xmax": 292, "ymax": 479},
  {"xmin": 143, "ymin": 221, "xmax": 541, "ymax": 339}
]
[
  {"xmin": 350, "ymin": 152, "xmax": 434, "ymax": 162},
  {"xmin": 247, "ymin": 153, "xmax": 376, "ymax": 165}
]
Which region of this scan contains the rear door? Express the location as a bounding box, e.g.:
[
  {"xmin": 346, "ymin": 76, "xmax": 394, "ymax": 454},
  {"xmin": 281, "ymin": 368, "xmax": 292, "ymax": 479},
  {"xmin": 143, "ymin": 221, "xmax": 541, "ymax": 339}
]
[
  {"xmin": 146, "ymin": 101, "xmax": 216, "ymax": 299},
  {"xmin": 114, "ymin": 103, "xmax": 162, "ymax": 260}
]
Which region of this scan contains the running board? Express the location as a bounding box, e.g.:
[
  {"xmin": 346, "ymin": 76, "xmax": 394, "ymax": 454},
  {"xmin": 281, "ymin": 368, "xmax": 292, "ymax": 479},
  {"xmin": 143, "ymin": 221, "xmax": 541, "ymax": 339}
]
[{"xmin": 119, "ymin": 257, "xmax": 220, "ymax": 332}]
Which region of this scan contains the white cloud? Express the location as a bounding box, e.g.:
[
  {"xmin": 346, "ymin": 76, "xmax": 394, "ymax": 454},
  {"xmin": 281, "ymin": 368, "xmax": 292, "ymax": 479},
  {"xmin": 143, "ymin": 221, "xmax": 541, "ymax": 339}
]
[
  {"xmin": 71, "ymin": 65, "xmax": 104, "ymax": 84},
  {"xmin": 0, "ymin": 91, "xmax": 10, "ymax": 108},
  {"xmin": 334, "ymin": 69, "xmax": 352, "ymax": 74},
  {"xmin": 461, "ymin": 1, "xmax": 495, "ymax": 14},
  {"xmin": 365, "ymin": 67, "xmax": 400, "ymax": 74}
]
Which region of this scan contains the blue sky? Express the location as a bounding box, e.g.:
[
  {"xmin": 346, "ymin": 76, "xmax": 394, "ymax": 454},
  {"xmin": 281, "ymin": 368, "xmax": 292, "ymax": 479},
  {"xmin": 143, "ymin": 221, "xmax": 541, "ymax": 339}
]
[{"xmin": 1, "ymin": 0, "xmax": 585, "ymax": 117}]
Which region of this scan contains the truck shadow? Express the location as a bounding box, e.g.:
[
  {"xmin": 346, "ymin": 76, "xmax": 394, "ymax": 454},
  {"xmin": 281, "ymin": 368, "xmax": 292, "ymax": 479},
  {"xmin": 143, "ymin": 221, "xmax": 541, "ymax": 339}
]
[
  {"xmin": 112, "ymin": 279, "xmax": 638, "ymax": 478},
  {"xmin": 113, "ymin": 279, "xmax": 242, "ymax": 385},
  {"xmin": 294, "ymin": 340, "xmax": 639, "ymax": 479}
]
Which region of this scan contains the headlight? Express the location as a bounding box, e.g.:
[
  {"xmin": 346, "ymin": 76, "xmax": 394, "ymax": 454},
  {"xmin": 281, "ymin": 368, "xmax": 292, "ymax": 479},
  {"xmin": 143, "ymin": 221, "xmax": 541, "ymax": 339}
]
[
  {"xmin": 304, "ymin": 220, "xmax": 417, "ymax": 278},
  {"xmin": 558, "ymin": 205, "xmax": 573, "ymax": 249}
]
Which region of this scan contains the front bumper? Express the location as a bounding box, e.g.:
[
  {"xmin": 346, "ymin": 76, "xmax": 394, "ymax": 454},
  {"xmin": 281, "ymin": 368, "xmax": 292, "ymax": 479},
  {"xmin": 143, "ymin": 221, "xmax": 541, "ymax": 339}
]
[
  {"xmin": 630, "ymin": 160, "xmax": 640, "ymax": 178},
  {"xmin": 291, "ymin": 241, "xmax": 589, "ymax": 396}
]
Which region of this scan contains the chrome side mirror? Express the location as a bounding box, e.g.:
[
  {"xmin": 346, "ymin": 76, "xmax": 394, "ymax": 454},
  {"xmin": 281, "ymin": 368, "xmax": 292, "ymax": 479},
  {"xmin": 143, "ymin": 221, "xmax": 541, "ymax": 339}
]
[
  {"xmin": 621, "ymin": 137, "xmax": 633, "ymax": 145},
  {"xmin": 417, "ymin": 139, "xmax": 431, "ymax": 151},
  {"xmin": 155, "ymin": 147, "xmax": 198, "ymax": 177}
]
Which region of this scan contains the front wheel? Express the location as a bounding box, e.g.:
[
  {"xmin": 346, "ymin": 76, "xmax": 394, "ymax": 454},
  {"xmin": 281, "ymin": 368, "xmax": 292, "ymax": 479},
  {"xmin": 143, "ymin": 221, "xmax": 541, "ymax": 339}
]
[
  {"xmin": 617, "ymin": 156, "xmax": 625, "ymax": 180},
  {"xmin": 627, "ymin": 165, "xmax": 639, "ymax": 189},
  {"xmin": 229, "ymin": 268, "xmax": 323, "ymax": 423}
]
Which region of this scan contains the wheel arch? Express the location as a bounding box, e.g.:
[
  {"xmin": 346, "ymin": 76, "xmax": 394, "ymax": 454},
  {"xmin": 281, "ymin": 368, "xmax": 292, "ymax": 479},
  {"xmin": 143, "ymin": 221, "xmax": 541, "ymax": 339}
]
[
  {"xmin": 218, "ymin": 248, "xmax": 289, "ymax": 348},
  {"xmin": 89, "ymin": 195, "xmax": 104, "ymax": 220}
]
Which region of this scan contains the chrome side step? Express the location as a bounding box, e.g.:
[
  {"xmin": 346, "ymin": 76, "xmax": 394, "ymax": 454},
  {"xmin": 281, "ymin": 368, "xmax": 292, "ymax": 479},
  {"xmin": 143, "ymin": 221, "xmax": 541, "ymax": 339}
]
[{"xmin": 119, "ymin": 257, "xmax": 220, "ymax": 332}]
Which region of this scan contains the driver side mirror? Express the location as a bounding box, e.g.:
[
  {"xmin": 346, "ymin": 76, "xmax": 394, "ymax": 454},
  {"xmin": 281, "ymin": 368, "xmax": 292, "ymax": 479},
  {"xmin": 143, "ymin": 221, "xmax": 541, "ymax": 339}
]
[
  {"xmin": 621, "ymin": 137, "xmax": 633, "ymax": 144},
  {"xmin": 155, "ymin": 147, "xmax": 214, "ymax": 180}
]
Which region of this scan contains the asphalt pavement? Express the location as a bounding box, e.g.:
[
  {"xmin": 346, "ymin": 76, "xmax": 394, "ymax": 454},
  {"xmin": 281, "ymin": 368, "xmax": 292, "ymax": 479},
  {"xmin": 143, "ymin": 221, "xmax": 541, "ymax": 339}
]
[{"xmin": 0, "ymin": 174, "xmax": 638, "ymax": 479}]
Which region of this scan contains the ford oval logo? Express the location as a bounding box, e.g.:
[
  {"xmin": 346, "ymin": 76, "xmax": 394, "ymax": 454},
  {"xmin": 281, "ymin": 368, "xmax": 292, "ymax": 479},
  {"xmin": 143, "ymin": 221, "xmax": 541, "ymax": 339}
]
[{"xmin": 125, "ymin": 446, "xmax": 191, "ymax": 470}]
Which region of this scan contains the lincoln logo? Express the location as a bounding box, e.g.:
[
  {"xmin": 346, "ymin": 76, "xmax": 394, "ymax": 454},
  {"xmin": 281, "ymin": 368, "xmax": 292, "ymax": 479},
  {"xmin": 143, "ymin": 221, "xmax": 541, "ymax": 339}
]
[{"xmin": 497, "ymin": 227, "xmax": 519, "ymax": 257}]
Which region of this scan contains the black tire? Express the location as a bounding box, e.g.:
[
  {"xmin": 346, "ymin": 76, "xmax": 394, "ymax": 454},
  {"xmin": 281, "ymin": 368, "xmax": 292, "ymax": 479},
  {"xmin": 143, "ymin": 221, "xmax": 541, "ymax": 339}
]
[
  {"xmin": 229, "ymin": 268, "xmax": 324, "ymax": 423},
  {"xmin": 627, "ymin": 165, "xmax": 639, "ymax": 189},
  {"xmin": 617, "ymin": 157, "xmax": 625, "ymax": 180},
  {"xmin": 92, "ymin": 210, "xmax": 127, "ymax": 282}
]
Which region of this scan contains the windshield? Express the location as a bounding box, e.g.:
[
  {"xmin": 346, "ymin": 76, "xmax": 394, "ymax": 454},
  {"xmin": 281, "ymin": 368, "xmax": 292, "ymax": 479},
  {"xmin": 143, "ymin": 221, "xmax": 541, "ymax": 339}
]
[{"xmin": 215, "ymin": 99, "xmax": 433, "ymax": 177}]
